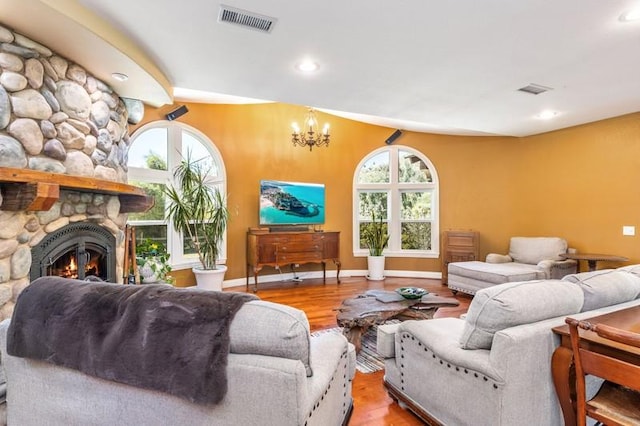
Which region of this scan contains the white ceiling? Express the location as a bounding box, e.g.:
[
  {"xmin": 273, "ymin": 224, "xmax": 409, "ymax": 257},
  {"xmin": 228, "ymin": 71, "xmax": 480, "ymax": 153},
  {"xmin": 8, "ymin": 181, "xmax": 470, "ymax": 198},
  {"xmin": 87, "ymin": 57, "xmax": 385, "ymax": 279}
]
[{"xmin": 4, "ymin": 0, "xmax": 640, "ymax": 137}]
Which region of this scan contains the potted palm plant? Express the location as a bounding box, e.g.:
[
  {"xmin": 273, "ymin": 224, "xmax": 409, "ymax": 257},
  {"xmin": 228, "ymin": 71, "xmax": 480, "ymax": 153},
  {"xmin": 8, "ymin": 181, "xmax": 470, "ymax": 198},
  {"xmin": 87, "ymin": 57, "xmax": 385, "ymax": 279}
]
[
  {"xmin": 362, "ymin": 211, "xmax": 390, "ymax": 280},
  {"xmin": 164, "ymin": 153, "xmax": 229, "ymax": 290}
]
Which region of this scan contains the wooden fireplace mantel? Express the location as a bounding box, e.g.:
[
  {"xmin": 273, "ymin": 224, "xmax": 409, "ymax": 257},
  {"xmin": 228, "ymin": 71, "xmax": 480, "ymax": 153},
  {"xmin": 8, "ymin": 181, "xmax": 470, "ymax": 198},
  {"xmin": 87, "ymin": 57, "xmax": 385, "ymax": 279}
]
[{"xmin": 0, "ymin": 167, "xmax": 154, "ymax": 213}]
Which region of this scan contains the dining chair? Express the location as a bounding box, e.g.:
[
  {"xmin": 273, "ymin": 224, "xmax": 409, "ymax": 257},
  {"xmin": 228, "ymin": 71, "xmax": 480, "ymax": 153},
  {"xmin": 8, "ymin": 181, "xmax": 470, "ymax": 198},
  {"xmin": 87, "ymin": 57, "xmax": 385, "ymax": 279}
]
[{"xmin": 565, "ymin": 317, "xmax": 640, "ymax": 426}]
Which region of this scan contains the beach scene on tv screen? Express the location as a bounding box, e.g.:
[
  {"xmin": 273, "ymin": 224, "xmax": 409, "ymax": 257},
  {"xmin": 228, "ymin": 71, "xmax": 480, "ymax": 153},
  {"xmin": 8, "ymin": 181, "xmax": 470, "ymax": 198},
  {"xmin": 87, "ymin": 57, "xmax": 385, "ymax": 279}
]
[{"xmin": 260, "ymin": 180, "xmax": 325, "ymax": 225}]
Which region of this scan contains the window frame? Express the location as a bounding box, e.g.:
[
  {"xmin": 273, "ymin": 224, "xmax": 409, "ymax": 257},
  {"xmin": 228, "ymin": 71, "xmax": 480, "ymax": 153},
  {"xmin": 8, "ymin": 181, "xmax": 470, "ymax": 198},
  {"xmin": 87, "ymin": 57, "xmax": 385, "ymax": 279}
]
[
  {"xmin": 352, "ymin": 145, "xmax": 440, "ymax": 258},
  {"xmin": 127, "ymin": 120, "xmax": 227, "ymax": 270}
]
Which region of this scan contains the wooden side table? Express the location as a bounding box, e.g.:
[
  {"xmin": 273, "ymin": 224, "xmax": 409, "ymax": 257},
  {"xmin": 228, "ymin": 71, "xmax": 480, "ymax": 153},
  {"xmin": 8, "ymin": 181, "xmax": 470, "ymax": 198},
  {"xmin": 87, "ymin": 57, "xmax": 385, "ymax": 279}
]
[{"xmin": 559, "ymin": 253, "xmax": 628, "ymax": 272}]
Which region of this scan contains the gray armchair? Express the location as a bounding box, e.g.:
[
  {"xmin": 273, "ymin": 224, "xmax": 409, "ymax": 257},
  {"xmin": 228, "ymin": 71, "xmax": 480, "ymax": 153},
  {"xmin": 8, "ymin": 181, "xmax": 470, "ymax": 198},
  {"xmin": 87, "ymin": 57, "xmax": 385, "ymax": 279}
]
[{"xmin": 447, "ymin": 237, "xmax": 577, "ymax": 295}]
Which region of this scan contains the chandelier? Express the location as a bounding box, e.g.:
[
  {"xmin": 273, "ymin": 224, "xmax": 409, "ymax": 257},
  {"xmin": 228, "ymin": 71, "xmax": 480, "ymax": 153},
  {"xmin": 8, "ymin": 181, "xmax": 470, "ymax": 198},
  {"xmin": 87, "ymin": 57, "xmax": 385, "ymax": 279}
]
[{"xmin": 291, "ymin": 108, "xmax": 330, "ymax": 151}]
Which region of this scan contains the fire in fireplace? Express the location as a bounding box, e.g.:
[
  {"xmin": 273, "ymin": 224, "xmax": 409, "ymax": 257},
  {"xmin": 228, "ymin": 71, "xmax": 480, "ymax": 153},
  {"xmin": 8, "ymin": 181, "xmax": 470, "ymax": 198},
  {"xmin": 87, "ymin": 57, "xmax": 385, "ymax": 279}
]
[{"xmin": 30, "ymin": 222, "xmax": 116, "ymax": 282}]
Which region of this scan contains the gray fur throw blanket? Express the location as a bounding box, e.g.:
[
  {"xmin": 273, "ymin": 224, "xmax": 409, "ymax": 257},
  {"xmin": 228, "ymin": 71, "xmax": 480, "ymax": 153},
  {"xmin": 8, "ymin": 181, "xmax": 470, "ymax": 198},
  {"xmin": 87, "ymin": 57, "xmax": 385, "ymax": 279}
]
[{"xmin": 7, "ymin": 276, "xmax": 257, "ymax": 404}]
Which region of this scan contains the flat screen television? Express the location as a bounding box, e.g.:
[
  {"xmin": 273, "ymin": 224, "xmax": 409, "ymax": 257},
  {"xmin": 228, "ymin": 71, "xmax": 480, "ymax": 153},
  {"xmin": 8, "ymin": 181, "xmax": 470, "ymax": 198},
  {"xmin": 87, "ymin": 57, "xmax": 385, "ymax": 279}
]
[{"xmin": 259, "ymin": 180, "xmax": 325, "ymax": 226}]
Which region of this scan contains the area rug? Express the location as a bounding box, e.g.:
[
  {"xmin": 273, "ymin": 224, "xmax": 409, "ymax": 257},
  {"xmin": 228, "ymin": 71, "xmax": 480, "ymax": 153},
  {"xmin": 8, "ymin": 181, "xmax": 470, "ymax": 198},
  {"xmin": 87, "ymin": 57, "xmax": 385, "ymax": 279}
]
[{"xmin": 311, "ymin": 320, "xmax": 400, "ymax": 374}]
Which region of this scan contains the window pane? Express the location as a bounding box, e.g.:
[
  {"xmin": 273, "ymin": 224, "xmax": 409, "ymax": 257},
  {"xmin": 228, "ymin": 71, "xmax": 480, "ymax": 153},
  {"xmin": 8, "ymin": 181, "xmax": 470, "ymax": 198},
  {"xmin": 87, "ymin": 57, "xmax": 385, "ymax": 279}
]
[
  {"xmin": 358, "ymin": 151, "xmax": 389, "ymax": 183},
  {"xmin": 400, "ymin": 191, "xmax": 432, "ymax": 220},
  {"xmin": 401, "ymin": 222, "xmax": 431, "ymax": 250},
  {"xmin": 134, "ymin": 225, "xmax": 167, "ymax": 250},
  {"xmin": 127, "ymin": 128, "xmax": 168, "ymax": 170},
  {"xmin": 183, "ymin": 131, "xmax": 218, "ymax": 177},
  {"xmin": 358, "ymin": 192, "xmax": 388, "ymax": 220},
  {"xmin": 359, "ymin": 221, "xmax": 389, "ymax": 250},
  {"xmin": 399, "ymin": 149, "xmax": 432, "ymax": 183},
  {"xmin": 127, "ymin": 182, "xmax": 166, "ymax": 221},
  {"xmin": 183, "ymin": 233, "xmax": 204, "ymax": 257}
]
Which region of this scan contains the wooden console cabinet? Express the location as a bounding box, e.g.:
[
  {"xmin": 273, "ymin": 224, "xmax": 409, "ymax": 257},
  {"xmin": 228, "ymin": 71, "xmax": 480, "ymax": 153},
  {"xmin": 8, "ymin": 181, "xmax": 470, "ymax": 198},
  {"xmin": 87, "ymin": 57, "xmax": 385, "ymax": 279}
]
[
  {"xmin": 441, "ymin": 230, "xmax": 479, "ymax": 284},
  {"xmin": 246, "ymin": 230, "xmax": 341, "ymax": 291}
]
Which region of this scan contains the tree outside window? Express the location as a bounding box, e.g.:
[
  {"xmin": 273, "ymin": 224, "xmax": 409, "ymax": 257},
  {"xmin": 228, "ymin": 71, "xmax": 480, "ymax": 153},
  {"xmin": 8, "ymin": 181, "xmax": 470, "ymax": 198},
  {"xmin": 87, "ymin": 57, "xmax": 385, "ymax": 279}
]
[
  {"xmin": 127, "ymin": 122, "xmax": 227, "ymax": 269},
  {"xmin": 353, "ymin": 146, "xmax": 439, "ymax": 258}
]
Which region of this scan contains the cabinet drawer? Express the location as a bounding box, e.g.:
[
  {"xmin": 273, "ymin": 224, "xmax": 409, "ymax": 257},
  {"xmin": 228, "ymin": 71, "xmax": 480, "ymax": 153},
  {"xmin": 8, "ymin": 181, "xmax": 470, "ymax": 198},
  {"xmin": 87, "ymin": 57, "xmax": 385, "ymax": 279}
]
[
  {"xmin": 277, "ymin": 252, "xmax": 323, "ymax": 263},
  {"xmin": 277, "ymin": 242, "xmax": 321, "ymax": 253},
  {"xmin": 447, "ymin": 253, "xmax": 477, "ymax": 262}
]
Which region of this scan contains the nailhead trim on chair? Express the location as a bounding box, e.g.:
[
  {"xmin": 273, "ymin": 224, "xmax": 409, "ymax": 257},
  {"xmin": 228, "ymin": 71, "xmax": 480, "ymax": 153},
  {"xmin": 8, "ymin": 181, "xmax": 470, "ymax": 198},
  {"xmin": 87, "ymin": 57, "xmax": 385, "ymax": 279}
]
[
  {"xmin": 305, "ymin": 349, "xmax": 351, "ymax": 425},
  {"xmin": 397, "ymin": 332, "xmax": 502, "ymax": 391}
]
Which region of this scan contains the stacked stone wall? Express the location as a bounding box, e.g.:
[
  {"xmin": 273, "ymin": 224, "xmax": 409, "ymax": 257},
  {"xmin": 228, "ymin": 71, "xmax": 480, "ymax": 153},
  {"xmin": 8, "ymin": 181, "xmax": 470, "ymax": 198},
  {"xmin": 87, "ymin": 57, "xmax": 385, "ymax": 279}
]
[
  {"xmin": 0, "ymin": 23, "xmax": 141, "ymax": 179},
  {"xmin": 0, "ymin": 23, "xmax": 143, "ymax": 319},
  {"xmin": 0, "ymin": 192, "xmax": 126, "ymax": 320}
]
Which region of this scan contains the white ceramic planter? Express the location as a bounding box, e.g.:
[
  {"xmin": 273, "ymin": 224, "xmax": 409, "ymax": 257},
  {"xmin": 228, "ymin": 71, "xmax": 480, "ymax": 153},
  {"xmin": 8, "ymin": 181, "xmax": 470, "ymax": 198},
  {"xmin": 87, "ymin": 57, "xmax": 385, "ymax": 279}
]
[
  {"xmin": 192, "ymin": 265, "xmax": 227, "ymax": 291},
  {"xmin": 367, "ymin": 255, "xmax": 386, "ymax": 280}
]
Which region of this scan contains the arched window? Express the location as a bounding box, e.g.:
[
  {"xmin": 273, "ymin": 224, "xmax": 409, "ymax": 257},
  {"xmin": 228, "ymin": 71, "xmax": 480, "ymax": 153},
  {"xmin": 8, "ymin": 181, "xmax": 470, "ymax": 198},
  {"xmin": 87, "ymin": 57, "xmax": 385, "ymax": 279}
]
[
  {"xmin": 127, "ymin": 121, "xmax": 227, "ymax": 269},
  {"xmin": 353, "ymin": 145, "xmax": 439, "ymax": 258}
]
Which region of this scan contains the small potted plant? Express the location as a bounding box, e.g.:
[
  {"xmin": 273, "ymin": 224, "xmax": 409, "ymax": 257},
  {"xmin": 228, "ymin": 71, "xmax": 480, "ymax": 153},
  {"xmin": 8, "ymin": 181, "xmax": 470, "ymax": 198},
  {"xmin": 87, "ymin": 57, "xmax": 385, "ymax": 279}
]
[
  {"xmin": 362, "ymin": 211, "xmax": 390, "ymax": 280},
  {"xmin": 136, "ymin": 238, "xmax": 172, "ymax": 284},
  {"xmin": 164, "ymin": 152, "xmax": 229, "ymax": 290}
]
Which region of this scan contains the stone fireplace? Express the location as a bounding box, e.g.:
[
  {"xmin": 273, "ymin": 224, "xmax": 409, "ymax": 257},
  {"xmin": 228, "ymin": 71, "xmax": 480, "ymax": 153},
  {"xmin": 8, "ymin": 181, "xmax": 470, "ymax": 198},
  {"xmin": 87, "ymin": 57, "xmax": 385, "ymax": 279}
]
[
  {"xmin": 0, "ymin": 24, "xmax": 150, "ymax": 320},
  {"xmin": 30, "ymin": 221, "xmax": 117, "ymax": 282}
]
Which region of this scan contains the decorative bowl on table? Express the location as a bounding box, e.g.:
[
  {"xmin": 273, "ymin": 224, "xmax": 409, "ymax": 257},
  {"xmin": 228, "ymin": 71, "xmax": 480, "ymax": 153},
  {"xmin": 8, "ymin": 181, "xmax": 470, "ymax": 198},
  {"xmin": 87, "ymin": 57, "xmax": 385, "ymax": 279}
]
[{"xmin": 395, "ymin": 287, "xmax": 428, "ymax": 299}]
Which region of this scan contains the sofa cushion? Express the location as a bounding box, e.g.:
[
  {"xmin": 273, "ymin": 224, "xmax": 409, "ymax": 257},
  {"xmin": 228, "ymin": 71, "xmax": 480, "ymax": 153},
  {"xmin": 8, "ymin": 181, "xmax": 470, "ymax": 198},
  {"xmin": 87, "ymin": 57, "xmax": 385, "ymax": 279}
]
[
  {"xmin": 508, "ymin": 237, "xmax": 567, "ymax": 264},
  {"xmin": 449, "ymin": 261, "xmax": 545, "ymax": 284},
  {"xmin": 229, "ymin": 300, "xmax": 313, "ymax": 376},
  {"xmin": 562, "ymin": 269, "xmax": 640, "ymax": 311},
  {"xmin": 459, "ymin": 279, "xmax": 583, "ymax": 350},
  {"xmin": 617, "ymin": 264, "xmax": 640, "ymax": 276}
]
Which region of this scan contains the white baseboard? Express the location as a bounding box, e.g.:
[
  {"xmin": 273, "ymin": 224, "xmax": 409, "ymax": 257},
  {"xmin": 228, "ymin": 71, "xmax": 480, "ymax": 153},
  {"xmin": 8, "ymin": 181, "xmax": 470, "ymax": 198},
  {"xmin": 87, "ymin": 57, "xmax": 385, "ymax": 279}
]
[{"xmin": 223, "ymin": 269, "xmax": 443, "ymax": 290}]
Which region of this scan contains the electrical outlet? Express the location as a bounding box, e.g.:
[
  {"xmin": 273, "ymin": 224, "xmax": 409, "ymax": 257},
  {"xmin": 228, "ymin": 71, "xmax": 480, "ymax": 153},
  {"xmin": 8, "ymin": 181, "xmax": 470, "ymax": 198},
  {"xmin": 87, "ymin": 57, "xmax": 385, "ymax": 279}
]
[{"xmin": 623, "ymin": 225, "xmax": 635, "ymax": 236}]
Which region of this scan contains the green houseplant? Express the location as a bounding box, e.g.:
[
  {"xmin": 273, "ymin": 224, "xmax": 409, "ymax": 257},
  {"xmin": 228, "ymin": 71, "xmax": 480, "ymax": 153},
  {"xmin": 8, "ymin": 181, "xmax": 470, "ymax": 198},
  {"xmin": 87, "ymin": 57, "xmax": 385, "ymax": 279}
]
[
  {"xmin": 164, "ymin": 153, "xmax": 229, "ymax": 290},
  {"xmin": 362, "ymin": 211, "xmax": 389, "ymax": 280},
  {"xmin": 136, "ymin": 238, "xmax": 173, "ymax": 284}
]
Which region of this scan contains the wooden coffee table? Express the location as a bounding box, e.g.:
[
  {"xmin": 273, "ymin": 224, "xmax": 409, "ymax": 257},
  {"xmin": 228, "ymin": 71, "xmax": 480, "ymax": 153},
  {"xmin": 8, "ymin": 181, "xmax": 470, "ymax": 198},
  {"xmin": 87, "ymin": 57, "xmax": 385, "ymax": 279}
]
[{"xmin": 335, "ymin": 290, "xmax": 459, "ymax": 352}]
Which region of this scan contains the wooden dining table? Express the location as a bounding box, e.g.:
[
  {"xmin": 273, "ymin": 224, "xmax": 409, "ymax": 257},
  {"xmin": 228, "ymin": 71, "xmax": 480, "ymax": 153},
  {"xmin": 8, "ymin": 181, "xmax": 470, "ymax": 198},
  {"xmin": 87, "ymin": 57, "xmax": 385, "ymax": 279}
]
[{"xmin": 551, "ymin": 305, "xmax": 640, "ymax": 426}]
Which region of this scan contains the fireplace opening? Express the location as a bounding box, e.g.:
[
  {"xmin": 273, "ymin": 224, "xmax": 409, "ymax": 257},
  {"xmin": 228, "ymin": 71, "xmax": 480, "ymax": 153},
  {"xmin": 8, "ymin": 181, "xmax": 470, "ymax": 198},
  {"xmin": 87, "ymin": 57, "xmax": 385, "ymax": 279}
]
[{"xmin": 31, "ymin": 222, "xmax": 116, "ymax": 282}]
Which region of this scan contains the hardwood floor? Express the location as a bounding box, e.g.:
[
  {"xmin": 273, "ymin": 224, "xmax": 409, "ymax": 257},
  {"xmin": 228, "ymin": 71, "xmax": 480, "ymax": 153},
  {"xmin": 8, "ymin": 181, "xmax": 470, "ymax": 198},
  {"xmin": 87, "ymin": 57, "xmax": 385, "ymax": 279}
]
[{"xmin": 229, "ymin": 276, "xmax": 471, "ymax": 425}]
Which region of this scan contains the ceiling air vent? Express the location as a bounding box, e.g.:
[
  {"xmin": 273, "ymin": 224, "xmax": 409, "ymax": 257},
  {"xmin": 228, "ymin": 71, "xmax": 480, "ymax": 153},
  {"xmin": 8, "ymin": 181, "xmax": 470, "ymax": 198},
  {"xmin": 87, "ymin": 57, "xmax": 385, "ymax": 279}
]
[
  {"xmin": 218, "ymin": 5, "xmax": 277, "ymax": 33},
  {"xmin": 517, "ymin": 83, "xmax": 553, "ymax": 95}
]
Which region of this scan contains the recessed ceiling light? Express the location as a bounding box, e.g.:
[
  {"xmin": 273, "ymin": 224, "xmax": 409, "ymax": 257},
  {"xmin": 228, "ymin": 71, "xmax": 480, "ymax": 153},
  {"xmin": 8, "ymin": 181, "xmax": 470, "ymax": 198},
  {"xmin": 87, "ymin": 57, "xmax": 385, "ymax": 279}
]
[
  {"xmin": 111, "ymin": 72, "xmax": 129, "ymax": 82},
  {"xmin": 536, "ymin": 110, "xmax": 558, "ymax": 120},
  {"xmin": 295, "ymin": 60, "xmax": 319, "ymax": 73},
  {"xmin": 620, "ymin": 7, "xmax": 640, "ymax": 22}
]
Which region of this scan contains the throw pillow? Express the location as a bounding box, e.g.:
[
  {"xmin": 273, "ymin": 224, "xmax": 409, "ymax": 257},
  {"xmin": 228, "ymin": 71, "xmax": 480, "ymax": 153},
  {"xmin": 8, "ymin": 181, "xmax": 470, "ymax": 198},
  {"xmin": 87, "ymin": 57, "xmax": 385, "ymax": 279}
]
[
  {"xmin": 562, "ymin": 269, "xmax": 640, "ymax": 311},
  {"xmin": 459, "ymin": 279, "xmax": 583, "ymax": 350},
  {"xmin": 229, "ymin": 300, "xmax": 313, "ymax": 376}
]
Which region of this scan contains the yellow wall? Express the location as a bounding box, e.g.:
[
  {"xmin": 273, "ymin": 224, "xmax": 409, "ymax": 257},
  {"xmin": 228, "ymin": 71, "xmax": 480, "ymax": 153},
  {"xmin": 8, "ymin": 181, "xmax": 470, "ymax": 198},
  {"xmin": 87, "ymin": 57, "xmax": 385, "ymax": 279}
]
[{"xmin": 134, "ymin": 103, "xmax": 640, "ymax": 284}]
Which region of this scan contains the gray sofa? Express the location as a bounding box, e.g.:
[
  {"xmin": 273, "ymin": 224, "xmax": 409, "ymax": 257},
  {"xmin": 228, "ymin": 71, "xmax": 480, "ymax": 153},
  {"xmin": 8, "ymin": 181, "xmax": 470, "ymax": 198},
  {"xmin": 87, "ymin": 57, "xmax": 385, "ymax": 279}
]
[
  {"xmin": 380, "ymin": 266, "xmax": 640, "ymax": 426},
  {"xmin": 448, "ymin": 236, "xmax": 578, "ymax": 295},
  {"xmin": 0, "ymin": 299, "xmax": 355, "ymax": 426}
]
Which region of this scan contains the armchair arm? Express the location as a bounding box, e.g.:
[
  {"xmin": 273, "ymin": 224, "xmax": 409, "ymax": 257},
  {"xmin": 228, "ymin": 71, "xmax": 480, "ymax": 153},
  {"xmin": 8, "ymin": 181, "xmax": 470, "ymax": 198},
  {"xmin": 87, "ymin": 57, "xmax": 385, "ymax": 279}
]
[
  {"xmin": 549, "ymin": 259, "xmax": 578, "ymax": 279},
  {"xmin": 486, "ymin": 253, "xmax": 512, "ymax": 263},
  {"xmin": 536, "ymin": 259, "xmax": 578, "ymax": 279}
]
